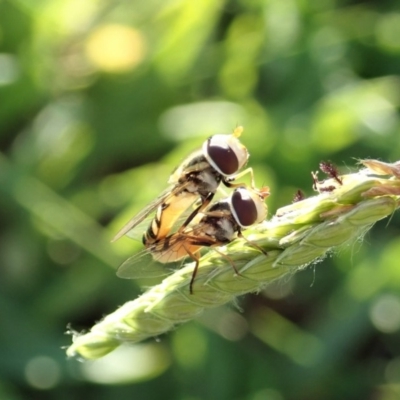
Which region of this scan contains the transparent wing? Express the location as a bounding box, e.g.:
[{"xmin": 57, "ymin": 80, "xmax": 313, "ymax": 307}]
[
  {"xmin": 124, "ymin": 211, "xmax": 193, "ymax": 241},
  {"xmin": 117, "ymin": 250, "xmax": 193, "ymax": 280},
  {"xmin": 122, "ymin": 216, "xmax": 155, "ymax": 242},
  {"xmin": 116, "ymin": 233, "xmax": 191, "ymax": 279},
  {"xmin": 117, "ymin": 228, "xmax": 218, "ymax": 280},
  {"xmin": 116, "ymin": 249, "xmax": 174, "ymax": 279},
  {"xmin": 112, "ymin": 183, "xmax": 188, "ymax": 242},
  {"xmin": 112, "ymin": 163, "xmax": 229, "ymax": 243}
]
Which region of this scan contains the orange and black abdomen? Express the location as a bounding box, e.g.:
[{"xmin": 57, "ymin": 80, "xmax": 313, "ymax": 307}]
[{"xmin": 142, "ymin": 191, "xmax": 198, "ymax": 246}]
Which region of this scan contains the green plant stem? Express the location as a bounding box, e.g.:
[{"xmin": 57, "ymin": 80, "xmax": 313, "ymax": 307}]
[{"xmin": 66, "ymin": 159, "xmax": 400, "ymax": 360}]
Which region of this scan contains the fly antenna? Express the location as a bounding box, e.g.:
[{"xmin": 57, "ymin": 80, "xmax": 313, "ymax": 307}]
[
  {"xmin": 258, "ymin": 186, "xmax": 270, "ymax": 199},
  {"xmin": 232, "ymin": 125, "xmax": 244, "ymax": 138}
]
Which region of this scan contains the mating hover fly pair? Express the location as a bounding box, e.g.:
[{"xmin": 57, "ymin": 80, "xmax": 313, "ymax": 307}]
[{"xmin": 112, "ymin": 127, "xmax": 269, "ymax": 293}]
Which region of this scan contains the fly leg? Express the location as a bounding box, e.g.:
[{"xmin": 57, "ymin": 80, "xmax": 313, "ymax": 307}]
[
  {"xmin": 212, "ymin": 247, "xmax": 241, "ymax": 276},
  {"xmin": 177, "ymin": 192, "xmax": 215, "ymax": 233},
  {"xmin": 180, "ymin": 236, "xmax": 220, "ymax": 294},
  {"xmin": 186, "ymin": 247, "xmax": 241, "ymax": 294},
  {"xmin": 237, "ymin": 229, "xmax": 268, "ymax": 256},
  {"xmin": 184, "ymin": 237, "xmax": 242, "ymax": 291},
  {"xmin": 222, "ymin": 167, "xmax": 256, "ymax": 189},
  {"xmin": 183, "ymin": 245, "xmax": 201, "ymax": 295}
]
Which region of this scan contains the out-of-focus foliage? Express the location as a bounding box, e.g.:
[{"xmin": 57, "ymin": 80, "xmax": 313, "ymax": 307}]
[{"xmin": 1, "ymin": 0, "xmax": 400, "ymax": 398}]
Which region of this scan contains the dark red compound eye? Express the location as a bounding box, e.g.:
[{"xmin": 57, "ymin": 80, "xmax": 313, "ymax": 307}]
[
  {"xmin": 231, "ymin": 189, "xmax": 258, "ymax": 227},
  {"xmin": 206, "ymin": 136, "xmax": 239, "ymax": 175}
]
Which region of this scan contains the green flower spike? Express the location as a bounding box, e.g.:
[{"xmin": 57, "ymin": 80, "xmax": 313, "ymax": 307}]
[{"xmin": 66, "ymin": 159, "xmax": 400, "ymax": 360}]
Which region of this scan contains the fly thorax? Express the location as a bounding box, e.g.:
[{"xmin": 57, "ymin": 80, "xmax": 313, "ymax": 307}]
[
  {"xmin": 202, "ymin": 223, "xmax": 219, "ymax": 237},
  {"xmin": 196, "ymin": 169, "xmax": 220, "ymax": 193},
  {"xmin": 215, "ymin": 218, "xmax": 236, "ymax": 242},
  {"xmin": 169, "ymin": 150, "xmax": 204, "ymax": 185}
]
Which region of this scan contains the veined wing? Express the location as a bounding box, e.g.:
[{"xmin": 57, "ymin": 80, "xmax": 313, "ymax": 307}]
[
  {"xmin": 116, "ymin": 249, "xmax": 174, "ymax": 279},
  {"xmin": 112, "ymin": 182, "xmax": 192, "ymax": 242},
  {"xmin": 124, "ymin": 187, "xmax": 226, "ymax": 242},
  {"xmin": 116, "ymin": 237, "xmax": 191, "ymax": 279},
  {"xmin": 117, "ymin": 225, "xmax": 219, "ymax": 279},
  {"xmin": 124, "ymin": 209, "xmax": 198, "ymax": 242}
]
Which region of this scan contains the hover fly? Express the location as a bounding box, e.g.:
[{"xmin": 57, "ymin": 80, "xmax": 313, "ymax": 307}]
[
  {"xmin": 117, "ymin": 186, "xmax": 269, "ymax": 293},
  {"xmin": 112, "ymin": 127, "xmax": 255, "ymax": 244}
]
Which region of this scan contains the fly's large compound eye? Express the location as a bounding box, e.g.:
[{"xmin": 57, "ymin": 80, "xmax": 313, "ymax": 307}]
[
  {"xmin": 203, "ymin": 133, "xmax": 248, "ymax": 176},
  {"xmin": 230, "ymin": 187, "xmax": 268, "ymax": 228},
  {"xmin": 231, "ymin": 188, "xmax": 258, "ymax": 227}
]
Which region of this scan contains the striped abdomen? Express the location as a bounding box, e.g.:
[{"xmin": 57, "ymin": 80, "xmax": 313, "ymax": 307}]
[{"xmin": 142, "ymin": 191, "xmax": 197, "ymax": 246}]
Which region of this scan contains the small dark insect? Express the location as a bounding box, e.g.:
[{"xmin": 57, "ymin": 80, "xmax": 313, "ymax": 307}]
[
  {"xmin": 311, "ymin": 171, "xmax": 335, "ymax": 193},
  {"xmin": 318, "ymin": 185, "xmax": 336, "ymax": 193},
  {"xmin": 292, "ymin": 189, "xmax": 305, "ymax": 203},
  {"xmin": 312, "ymin": 161, "xmax": 343, "ymax": 193},
  {"xmin": 319, "ymin": 161, "xmax": 343, "ymax": 185}
]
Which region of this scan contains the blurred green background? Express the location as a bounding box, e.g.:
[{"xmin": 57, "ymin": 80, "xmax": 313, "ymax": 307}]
[{"xmin": 1, "ymin": 0, "xmax": 400, "ymax": 399}]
